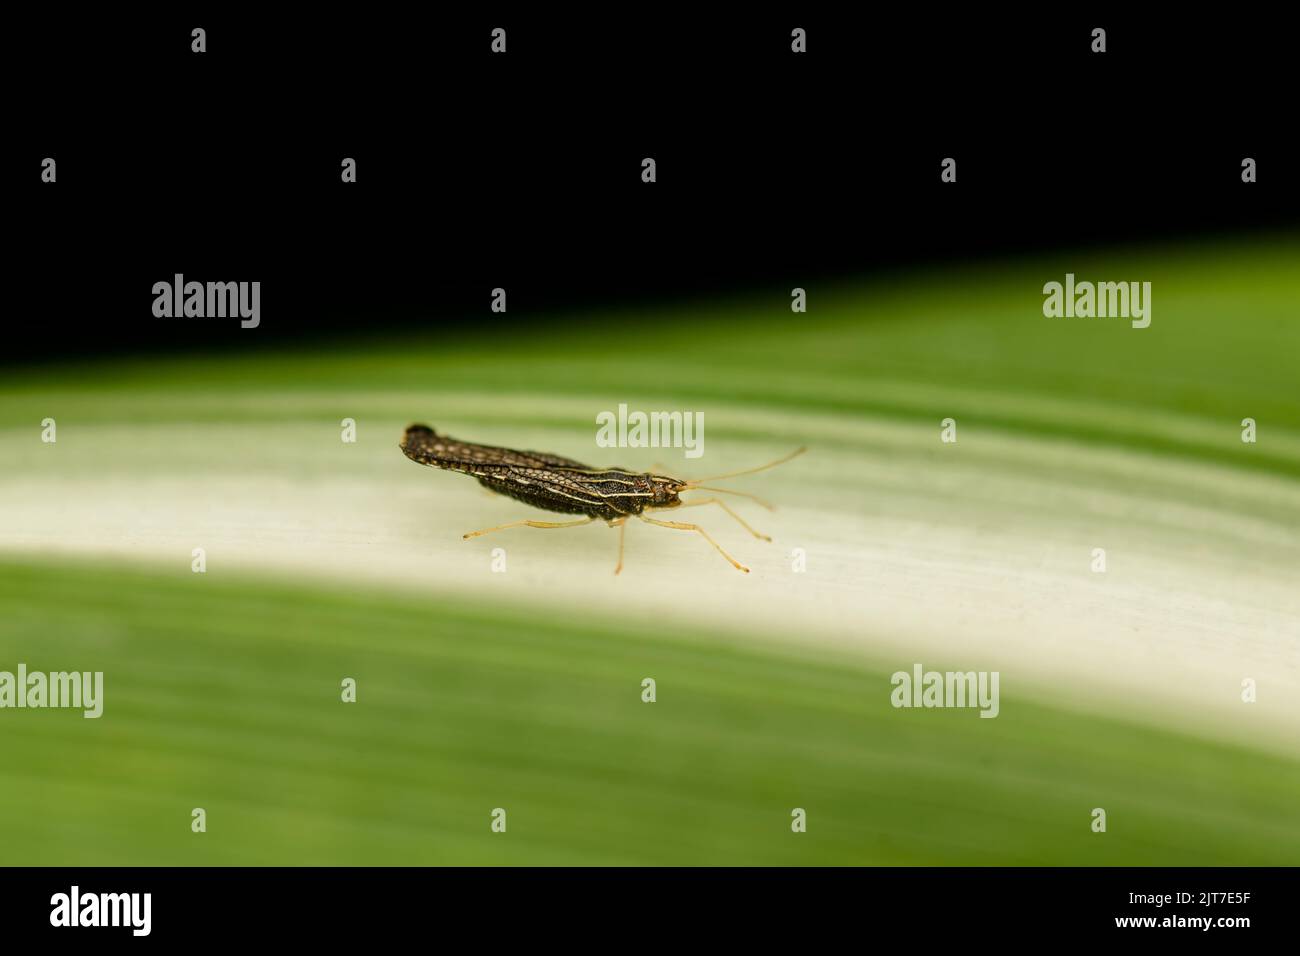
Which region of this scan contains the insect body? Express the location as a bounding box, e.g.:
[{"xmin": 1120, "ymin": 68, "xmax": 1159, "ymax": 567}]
[{"xmin": 400, "ymin": 424, "xmax": 803, "ymax": 574}]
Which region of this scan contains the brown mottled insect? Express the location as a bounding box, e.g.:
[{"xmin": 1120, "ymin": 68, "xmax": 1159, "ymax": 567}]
[{"xmin": 399, "ymin": 424, "xmax": 804, "ymax": 573}]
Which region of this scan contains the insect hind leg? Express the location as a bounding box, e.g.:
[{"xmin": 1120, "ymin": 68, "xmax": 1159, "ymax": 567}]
[{"xmin": 463, "ymin": 516, "xmax": 595, "ymax": 540}]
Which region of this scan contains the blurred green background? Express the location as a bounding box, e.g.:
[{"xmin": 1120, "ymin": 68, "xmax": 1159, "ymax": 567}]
[{"xmin": 1, "ymin": 237, "xmax": 1298, "ymax": 864}]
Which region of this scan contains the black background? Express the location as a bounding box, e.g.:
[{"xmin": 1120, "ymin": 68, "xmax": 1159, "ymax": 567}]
[
  {"xmin": 0, "ymin": 866, "xmax": 1291, "ymax": 943},
  {"xmin": 7, "ymin": 10, "xmax": 1297, "ymax": 358}
]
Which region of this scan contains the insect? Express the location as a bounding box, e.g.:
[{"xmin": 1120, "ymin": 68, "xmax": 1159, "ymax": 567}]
[{"xmin": 399, "ymin": 424, "xmax": 804, "ymax": 573}]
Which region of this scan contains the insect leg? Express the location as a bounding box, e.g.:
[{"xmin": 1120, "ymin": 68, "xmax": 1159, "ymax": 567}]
[
  {"xmin": 462, "ymin": 516, "xmax": 595, "ymax": 540},
  {"xmin": 609, "ymin": 518, "xmax": 628, "ymax": 575},
  {"xmin": 636, "ymin": 514, "xmax": 750, "ymax": 573},
  {"xmin": 664, "ymin": 498, "xmax": 771, "ymax": 541}
]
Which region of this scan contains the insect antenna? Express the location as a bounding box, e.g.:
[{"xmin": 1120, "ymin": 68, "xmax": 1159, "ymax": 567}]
[
  {"xmin": 682, "ymin": 486, "xmax": 775, "ymax": 510},
  {"xmin": 680, "ymin": 447, "xmax": 806, "ymax": 487}
]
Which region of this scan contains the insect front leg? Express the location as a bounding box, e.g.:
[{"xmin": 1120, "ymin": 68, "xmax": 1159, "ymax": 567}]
[
  {"xmin": 664, "ymin": 497, "xmax": 771, "ymax": 541},
  {"xmin": 636, "ymin": 514, "xmax": 750, "ymax": 573}
]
